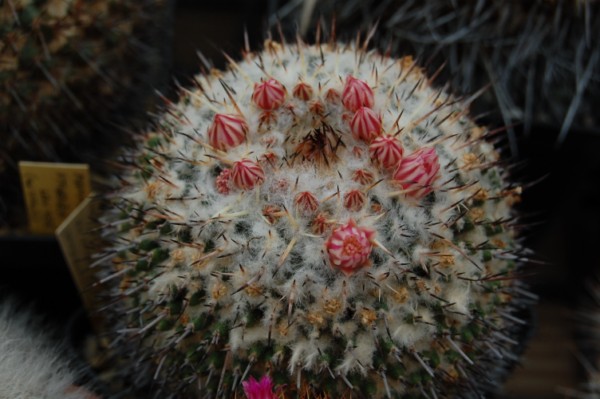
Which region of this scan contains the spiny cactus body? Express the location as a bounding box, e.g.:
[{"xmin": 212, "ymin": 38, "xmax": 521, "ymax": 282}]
[
  {"xmin": 98, "ymin": 38, "xmax": 531, "ymax": 398},
  {"xmin": 0, "ymin": 0, "xmax": 172, "ymax": 228}
]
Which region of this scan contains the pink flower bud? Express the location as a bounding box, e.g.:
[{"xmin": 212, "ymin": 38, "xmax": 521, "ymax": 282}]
[
  {"xmin": 208, "ymin": 114, "xmax": 248, "ymax": 151},
  {"xmin": 242, "ymin": 375, "xmax": 277, "ymax": 399},
  {"xmin": 311, "ymin": 212, "xmax": 331, "ymax": 235},
  {"xmin": 294, "ymin": 191, "xmax": 319, "ymax": 214},
  {"xmin": 369, "ymin": 135, "xmax": 404, "ymax": 170},
  {"xmin": 252, "ymin": 78, "xmax": 286, "ymax": 110},
  {"xmin": 325, "ymin": 88, "xmax": 341, "ymax": 103},
  {"xmin": 352, "ymin": 169, "xmax": 374, "ymax": 185},
  {"xmin": 292, "ymin": 82, "xmax": 313, "ymax": 101},
  {"xmin": 309, "ymin": 100, "xmax": 325, "ymax": 116},
  {"xmin": 326, "ymin": 219, "xmax": 375, "ymax": 275},
  {"xmin": 343, "ymin": 190, "xmax": 366, "ymax": 211},
  {"xmin": 342, "ymin": 75, "xmax": 374, "ymax": 112},
  {"xmin": 393, "ymin": 147, "xmax": 441, "ymax": 199},
  {"xmin": 215, "ymin": 168, "xmax": 231, "ymax": 194},
  {"xmin": 231, "ymin": 159, "xmax": 265, "ymax": 190},
  {"xmin": 262, "ymin": 205, "xmax": 282, "ymax": 224},
  {"xmin": 350, "ymin": 107, "xmax": 382, "ymax": 143}
]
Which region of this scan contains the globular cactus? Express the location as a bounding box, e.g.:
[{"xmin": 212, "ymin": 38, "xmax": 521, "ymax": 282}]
[
  {"xmin": 271, "ymin": 0, "xmax": 600, "ymax": 149},
  {"xmin": 96, "ymin": 36, "xmax": 533, "ymax": 398},
  {"xmin": 0, "ymin": 0, "xmax": 172, "ymax": 228}
]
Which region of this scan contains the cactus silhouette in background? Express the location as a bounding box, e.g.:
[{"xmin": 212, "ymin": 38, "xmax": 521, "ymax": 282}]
[
  {"xmin": 0, "ymin": 0, "xmax": 173, "ymax": 228},
  {"xmin": 0, "ymin": 296, "xmax": 99, "ymax": 398},
  {"xmin": 95, "ymin": 34, "xmax": 534, "ymax": 398},
  {"xmin": 269, "ymin": 0, "xmax": 600, "ymax": 154}
]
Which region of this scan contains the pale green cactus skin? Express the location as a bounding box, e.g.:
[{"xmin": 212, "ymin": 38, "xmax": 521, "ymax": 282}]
[{"xmin": 97, "ymin": 38, "xmax": 532, "ymax": 398}]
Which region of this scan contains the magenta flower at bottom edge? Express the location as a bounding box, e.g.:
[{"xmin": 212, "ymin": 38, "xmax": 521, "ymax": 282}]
[{"xmin": 242, "ymin": 375, "xmax": 278, "ymax": 399}]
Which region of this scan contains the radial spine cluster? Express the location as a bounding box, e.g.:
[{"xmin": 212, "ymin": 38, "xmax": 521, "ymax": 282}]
[{"xmin": 99, "ymin": 38, "xmax": 530, "ymax": 398}]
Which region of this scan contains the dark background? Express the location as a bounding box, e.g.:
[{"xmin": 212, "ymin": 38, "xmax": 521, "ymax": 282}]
[{"xmin": 1, "ymin": 1, "xmax": 599, "ymax": 398}]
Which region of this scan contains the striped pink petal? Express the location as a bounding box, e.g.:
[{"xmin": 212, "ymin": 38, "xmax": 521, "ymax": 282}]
[
  {"xmin": 231, "ymin": 159, "xmax": 265, "ymax": 190},
  {"xmin": 342, "ymin": 75, "xmax": 374, "ymax": 112},
  {"xmin": 252, "ymin": 78, "xmax": 286, "ymax": 110},
  {"xmin": 208, "ymin": 114, "xmax": 248, "ymax": 150},
  {"xmin": 350, "ymin": 107, "xmax": 382, "ymax": 143},
  {"xmin": 369, "ymin": 135, "xmax": 404, "ymax": 170},
  {"xmin": 393, "ymin": 147, "xmax": 440, "ymax": 199},
  {"xmin": 325, "ymin": 219, "xmax": 375, "ymax": 275}
]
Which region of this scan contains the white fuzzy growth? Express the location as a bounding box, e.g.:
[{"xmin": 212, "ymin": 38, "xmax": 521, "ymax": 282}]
[
  {"xmin": 335, "ymin": 333, "xmax": 375, "ymax": 375},
  {"xmin": 390, "ymin": 307, "xmax": 437, "ymax": 347},
  {"xmin": 0, "ymin": 299, "xmax": 91, "ymax": 399}
]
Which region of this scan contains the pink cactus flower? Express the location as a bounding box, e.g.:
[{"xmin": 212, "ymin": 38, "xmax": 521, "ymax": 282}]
[
  {"xmin": 342, "ymin": 75, "xmax": 374, "ymax": 112},
  {"xmin": 350, "ymin": 107, "xmax": 382, "ymax": 143},
  {"xmin": 208, "ymin": 113, "xmax": 248, "ymax": 150},
  {"xmin": 252, "ymin": 78, "xmax": 286, "ymax": 110},
  {"xmin": 369, "ymin": 135, "xmax": 404, "ymax": 170},
  {"xmin": 231, "ymin": 159, "xmax": 265, "ymax": 190},
  {"xmin": 393, "ymin": 147, "xmax": 441, "ymax": 199},
  {"xmin": 242, "ymin": 375, "xmax": 277, "ymax": 399},
  {"xmin": 326, "ymin": 219, "xmax": 375, "ymax": 275}
]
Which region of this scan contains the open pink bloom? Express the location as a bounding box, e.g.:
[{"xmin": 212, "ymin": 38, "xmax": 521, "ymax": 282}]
[
  {"xmin": 252, "ymin": 78, "xmax": 286, "ymax": 110},
  {"xmin": 231, "ymin": 159, "xmax": 265, "ymax": 190},
  {"xmin": 242, "ymin": 375, "xmax": 277, "ymax": 399},
  {"xmin": 393, "ymin": 147, "xmax": 440, "ymax": 199},
  {"xmin": 369, "ymin": 135, "xmax": 404, "ymax": 170},
  {"xmin": 326, "ymin": 219, "xmax": 375, "ymax": 275},
  {"xmin": 342, "ymin": 75, "xmax": 374, "ymax": 112},
  {"xmin": 350, "ymin": 107, "xmax": 381, "ymax": 143},
  {"xmin": 208, "ymin": 113, "xmax": 248, "ymax": 150}
]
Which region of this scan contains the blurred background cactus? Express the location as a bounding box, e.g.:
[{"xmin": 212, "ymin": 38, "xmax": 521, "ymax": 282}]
[
  {"xmin": 268, "ymin": 0, "xmax": 600, "ymax": 154},
  {"xmin": 0, "ymin": 295, "xmax": 100, "ymax": 398},
  {"xmin": 95, "ymin": 33, "xmax": 534, "ymax": 398},
  {"xmin": 0, "ymin": 0, "xmax": 174, "ymax": 229}
]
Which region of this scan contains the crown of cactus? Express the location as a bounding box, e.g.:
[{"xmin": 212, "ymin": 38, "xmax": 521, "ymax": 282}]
[
  {"xmin": 0, "ymin": 0, "xmax": 171, "ymax": 228},
  {"xmin": 273, "ymin": 0, "xmax": 600, "ymax": 148},
  {"xmin": 97, "ymin": 37, "xmax": 532, "ymax": 398}
]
